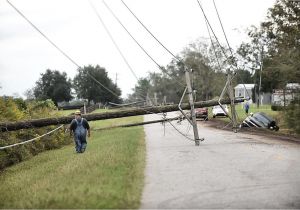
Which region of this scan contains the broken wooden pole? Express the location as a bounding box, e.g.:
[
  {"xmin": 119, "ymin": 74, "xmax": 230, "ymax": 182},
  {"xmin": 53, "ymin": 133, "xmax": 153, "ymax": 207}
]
[
  {"xmin": 93, "ymin": 116, "xmax": 180, "ymax": 131},
  {"xmin": 0, "ymin": 98, "xmax": 244, "ymax": 132}
]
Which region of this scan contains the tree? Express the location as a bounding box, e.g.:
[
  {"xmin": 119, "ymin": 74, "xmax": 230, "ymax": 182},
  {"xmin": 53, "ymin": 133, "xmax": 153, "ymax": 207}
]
[
  {"xmin": 238, "ymin": 0, "xmax": 300, "ymax": 93},
  {"xmin": 33, "ymin": 69, "xmax": 73, "ymax": 106},
  {"xmin": 73, "ymin": 65, "xmax": 121, "ymax": 105}
]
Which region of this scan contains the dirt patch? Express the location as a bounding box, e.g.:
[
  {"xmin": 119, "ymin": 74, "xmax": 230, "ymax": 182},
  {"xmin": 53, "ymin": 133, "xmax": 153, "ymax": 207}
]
[{"xmin": 201, "ymin": 118, "xmax": 300, "ymax": 143}]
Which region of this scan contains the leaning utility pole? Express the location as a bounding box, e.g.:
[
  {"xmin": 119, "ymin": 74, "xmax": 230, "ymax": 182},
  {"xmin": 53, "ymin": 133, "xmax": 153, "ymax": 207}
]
[
  {"xmin": 218, "ymin": 70, "xmax": 238, "ymax": 132},
  {"xmin": 178, "ymin": 69, "xmax": 203, "ymax": 146}
]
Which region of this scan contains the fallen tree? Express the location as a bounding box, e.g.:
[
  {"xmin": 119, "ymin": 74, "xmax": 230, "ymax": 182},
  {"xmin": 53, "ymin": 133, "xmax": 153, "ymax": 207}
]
[{"xmin": 0, "ymin": 98, "xmax": 244, "ymax": 132}]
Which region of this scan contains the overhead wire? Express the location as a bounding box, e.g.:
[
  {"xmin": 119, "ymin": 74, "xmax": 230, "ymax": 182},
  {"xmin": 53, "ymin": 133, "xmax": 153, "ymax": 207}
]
[
  {"xmin": 211, "ymin": 0, "xmax": 251, "ymax": 104},
  {"xmin": 212, "ymin": 0, "xmax": 234, "ymax": 58},
  {"xmin": 89, "ymin": 0, "xmax": 139, "ymax": 82},
  {"xmin": 113, "ymin": 0, "xmax": 203, "ymax": 142},
  {"xmin": 88, "ymin": 1, "xmax": 173, "ymax": 120},
  {"xmin": 101, "ymin": 1, "xmax": 196, "ymax": 142},
  {"xmin": 120, "ymin": 0, "xmax": 181, "ymax": 63},
  {"xmin": 0, "ymin": 125, "xmax": 64, "ymax": 150},
  {"xmin": 102, "ymin": 0, "xmax": 185, "ymax": 88},
  {"xmin": 89, "ymin": 0, "xmax": 162, "ymax": 116},
  {"xmin": 197, "ymin": 0, "xmax": 251, "ymax": 101},
  {"xmin": 7, "ymin": 0, "xmax": 120, "ymax": 98},
  {"xmin": 204, "ymin": 18, "xmax": 222, "ymax": 72},
  {"xmin": 88, "ymin": 0, "xmax": 156, "ymax": 106}
]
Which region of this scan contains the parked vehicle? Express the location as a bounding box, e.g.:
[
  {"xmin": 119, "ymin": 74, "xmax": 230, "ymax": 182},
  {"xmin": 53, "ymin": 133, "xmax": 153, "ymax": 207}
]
[
  {"xmin": 195, "ymin": 107, "xmax": 208, "ymax": 120},
  {"xmin": 212, "ymin": 105, "xmax": 228, "ymax": 118},
  {"xmin": 241, "ymin": 112, "xmax": 279, "ymax": 131}
]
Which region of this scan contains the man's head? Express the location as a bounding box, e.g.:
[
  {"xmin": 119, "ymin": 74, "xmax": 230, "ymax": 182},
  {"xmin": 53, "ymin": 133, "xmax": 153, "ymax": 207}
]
[{"xmin": 74, "ymin": 110, "xmax": 81, "ymax": 119}]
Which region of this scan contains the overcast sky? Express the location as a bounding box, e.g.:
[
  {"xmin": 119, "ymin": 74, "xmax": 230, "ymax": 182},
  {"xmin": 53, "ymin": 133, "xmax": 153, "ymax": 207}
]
[{"xmin": 0, "ymin": 0, "xmax": 275, "ymax": 99}]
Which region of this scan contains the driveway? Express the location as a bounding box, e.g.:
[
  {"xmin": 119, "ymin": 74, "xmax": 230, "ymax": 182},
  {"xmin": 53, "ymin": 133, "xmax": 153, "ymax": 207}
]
[{"xmin": 141, "ymin": 112, "xmax": 300, "ymax": 209}]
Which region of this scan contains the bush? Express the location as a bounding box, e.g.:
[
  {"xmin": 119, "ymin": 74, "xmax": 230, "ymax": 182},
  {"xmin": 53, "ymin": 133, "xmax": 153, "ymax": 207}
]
[
  {"xmin": 271, "ymin": 105, "xmax": 285, "ymax": 111},
  {"xmin": 284, "ymin": 97, "xmax": 300, "ymax": 134},
  {"xmin": 0, "ymin": 97, "xmax": 72, "ymax": 170}
]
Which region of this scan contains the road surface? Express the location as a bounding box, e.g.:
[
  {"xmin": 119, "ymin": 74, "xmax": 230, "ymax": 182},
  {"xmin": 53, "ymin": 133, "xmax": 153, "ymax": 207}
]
[{"xmin": 141, "ymin": 112, "xmax": 300, "ymax": 209}]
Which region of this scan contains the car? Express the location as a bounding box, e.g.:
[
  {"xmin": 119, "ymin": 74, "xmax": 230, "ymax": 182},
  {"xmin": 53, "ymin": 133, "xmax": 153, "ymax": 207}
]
[
  {"xmin": 195, "ymin": 107, "xmax": 208, "ymax": 120},
  {"xmin": 241, "ymin": 112, "xmax": 279, "ymax": 131},
  {"xmin": 212, "ymin": 105, "xmax": 228, "ymax": 118}
]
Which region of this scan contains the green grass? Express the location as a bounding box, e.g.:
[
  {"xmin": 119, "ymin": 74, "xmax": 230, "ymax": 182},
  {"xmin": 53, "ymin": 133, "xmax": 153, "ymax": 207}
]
[
  {"xmin": 90, "ymin": 115, "xmax": 143, "ymax": 130},
  {"xmin": 92, "ymin": 108, "xmax": 118, "ymax": 114},
  {"xmin": 0, "ymin": 117, "xmax": 145, "ymax": 209},
  {"xmin": 57, "ymin": 109, "xmax": 77, "ymax": 116}
]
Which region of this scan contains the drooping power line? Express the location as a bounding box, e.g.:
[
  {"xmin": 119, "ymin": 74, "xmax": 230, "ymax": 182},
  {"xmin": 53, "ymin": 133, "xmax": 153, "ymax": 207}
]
[{"xmin": 102, "ymin": 0, "xmax": 185, "ymax": 88}]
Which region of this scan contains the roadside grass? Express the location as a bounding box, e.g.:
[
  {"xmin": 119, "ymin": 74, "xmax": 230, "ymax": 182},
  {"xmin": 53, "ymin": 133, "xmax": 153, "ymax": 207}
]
[
  {"xmin": 90, "ymin": 115, "xmax": 143, "ymax": 130},
  {"xmin": 57, "ymin": 109, "xmax": 77, "ymax": 116},
  {"xmin": 0, "ymin": 117, "xmax": 145, "ymax": 209},
  {"xmin": 92, "ymin": 108, "xmax": 118, "ymax": 114}
]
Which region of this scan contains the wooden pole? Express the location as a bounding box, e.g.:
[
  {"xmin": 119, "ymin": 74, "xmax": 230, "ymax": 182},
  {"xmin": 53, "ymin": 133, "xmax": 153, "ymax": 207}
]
[
  {"xmin": 184, "ymin": 69, "xmax": 201, "ymax": 146},
  {"xmin": 0, "ymin": 98, "xmax": 244, "ymax": 132}
]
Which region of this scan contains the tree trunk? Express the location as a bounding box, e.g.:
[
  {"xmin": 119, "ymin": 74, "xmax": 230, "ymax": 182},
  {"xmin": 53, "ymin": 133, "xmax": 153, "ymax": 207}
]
[{"xmin": 0, "ymin": 98, "xmax": 244, "ymax": 132}]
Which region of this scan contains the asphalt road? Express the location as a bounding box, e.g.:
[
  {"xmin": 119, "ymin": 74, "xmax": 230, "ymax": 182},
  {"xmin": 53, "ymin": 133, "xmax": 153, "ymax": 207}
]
[{"xmin": 141, "ymin": 112, "xmax": 300, "ymax": 209}]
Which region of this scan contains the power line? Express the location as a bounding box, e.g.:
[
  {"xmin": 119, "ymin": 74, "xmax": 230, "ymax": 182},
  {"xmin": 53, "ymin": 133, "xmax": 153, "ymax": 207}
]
[
  {"xmin": 196, "ymin": 0, "xmax": 251, "ymax": 100},
  {"xmin": 196, "ymin": 0, "xmax": 230, "ymax": 62},
  {"xmin": 102, "ymin": 0, "xmax": 185, "ymax": 88},
  {"xmin": 121, "ymin": 0, "xmax": 181, "ymax": 63},
  {"xmin": 212, "ymin": 0, "xmax": 234, "ymax": 58},
  {"xmin": 204, "ymin": 18, "xmax": 222, "ymax": 72},
  {"xmin": 0, "ymin": 125, "xmax": 64, "ymax": 150},
  {"xmin": 7, "ymin": 0, "xmax": 120, "ymax": 98},
  {"xmin": 88, "ymin": 0, "xmax": 151, "ymax": 102},
  {"xmin": 211, "ymin": 0, "xmax": 251, "ymax": 100},
  {"xmin": 89, "ymin": 0, "xmax": 139, "ymax": 81}
]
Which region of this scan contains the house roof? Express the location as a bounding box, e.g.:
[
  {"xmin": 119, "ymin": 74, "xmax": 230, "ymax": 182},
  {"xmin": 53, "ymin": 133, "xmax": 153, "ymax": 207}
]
[{"xmin": 234, "ymin": 84, "xmax": 255, "ymax": 89}]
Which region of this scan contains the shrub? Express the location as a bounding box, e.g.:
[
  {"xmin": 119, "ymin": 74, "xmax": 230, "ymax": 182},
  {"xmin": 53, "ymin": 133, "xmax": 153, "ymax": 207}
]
[
  {"xmin": 284, "ymin": 97, "xmax": 300, "ymax": 134},
  {"xmin": 271, "ymin": 105, "xmax": 284, "ymax": 111},
  {"xmin": 0, "ymin": 97, "xmax": 72, "ymax": 170}
]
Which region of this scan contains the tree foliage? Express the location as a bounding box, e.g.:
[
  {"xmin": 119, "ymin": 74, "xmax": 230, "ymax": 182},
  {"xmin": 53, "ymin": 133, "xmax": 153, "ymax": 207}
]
[
  {"xmin": 73, "ymin": 65, "xmax": 121, "ymax": 105},
  {"xmin": 33, "ymin": 69, "xmax": 73, "ymax": 105},
  {"xmin": 237, "ymin": 0, "xmax": 300, "ymax": 92},
  {"xmin": 0, "ymin": 97, "xmax": 71, "ymax": 169},
  {"xmin": 126, "ymin": 39, "xmax": 245, "ymax": 103}
]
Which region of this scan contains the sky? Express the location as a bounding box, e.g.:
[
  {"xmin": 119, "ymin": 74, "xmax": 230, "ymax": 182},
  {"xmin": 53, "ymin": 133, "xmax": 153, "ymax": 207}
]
[{"xmin": 0, "ymin": 0, "xmax": 275, "ymax": 99}]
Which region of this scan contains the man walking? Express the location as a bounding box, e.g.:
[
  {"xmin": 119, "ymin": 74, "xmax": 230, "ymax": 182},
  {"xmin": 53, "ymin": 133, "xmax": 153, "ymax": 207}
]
[
  {"xmin": 244, "ymin": 101, "xmax": 250, "ymax": 115},
  {"xmin": 70, "ymin": 110, "xmax": 90, "ymax": 153}
]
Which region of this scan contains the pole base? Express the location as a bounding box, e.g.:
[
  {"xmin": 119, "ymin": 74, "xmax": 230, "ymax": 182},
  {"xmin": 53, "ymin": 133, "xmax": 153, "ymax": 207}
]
[{"xmin": 195, "ymin": 138, "xmax": 204, "ymax": 146}]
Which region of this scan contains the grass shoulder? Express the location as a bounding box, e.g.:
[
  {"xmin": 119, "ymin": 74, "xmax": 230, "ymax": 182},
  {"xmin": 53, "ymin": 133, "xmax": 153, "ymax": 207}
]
[{"xmin": 0, "ymin": 116, "xmax": 145, "ymax": 209}]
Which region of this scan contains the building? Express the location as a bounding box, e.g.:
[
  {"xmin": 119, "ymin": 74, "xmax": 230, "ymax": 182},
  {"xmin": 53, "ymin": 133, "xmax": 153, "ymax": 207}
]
[
  {"xmin": 234, "ymin": 84, "xmax": 255, "ymax": 102},
  {"xmin": 234, "ymin": 84, "xmax": 272, "ymax": 105},
  {"xmin": 272, "ymin": 83, "xmax": 300, "ymax": 106}
]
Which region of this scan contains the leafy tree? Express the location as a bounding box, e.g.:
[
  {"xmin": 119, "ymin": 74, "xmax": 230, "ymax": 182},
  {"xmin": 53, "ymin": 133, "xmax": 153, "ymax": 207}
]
[
  {"xmin": 33, "ymin": 69, "xmax": 73, "ymax": 106},
  {"xmin": 127, "ymin": 39, "xmax": 231, "ymax": 103},
  {"xmin": 238, "ymin": 0, "xmax": 300, "ymax": 92},
  {"xmin": 73, "ymin": 65, "xmax": 121, "ymax": 104}
]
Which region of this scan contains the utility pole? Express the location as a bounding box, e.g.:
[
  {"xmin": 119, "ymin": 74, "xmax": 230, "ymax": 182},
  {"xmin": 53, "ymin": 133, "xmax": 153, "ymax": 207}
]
[
  {"xmin": 154, "ymin": 92, "xmax": 158, "ymax": 106},
  {"xmin": 258, "ymin": 45, "xmax": 264, "ymax": 108},
  {"xmin": 184, "ymin": 69, "xmax": 202, "ymax": 146},
  {"xmin": 228, "ymin": 73, "xmax": 238, "ymax": 132},
  {"xmin": 115, "ymin": 73, "xmax": 118, "ymax": 86}
]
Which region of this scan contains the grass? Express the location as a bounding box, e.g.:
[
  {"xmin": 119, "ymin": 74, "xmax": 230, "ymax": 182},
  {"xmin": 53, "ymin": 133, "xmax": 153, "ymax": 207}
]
[
  {"xmin": 57, "ymin": 109, "xmax": 77, "ymax": 116},
  {"xmin": 0, "ymin": 116, "xmax": 145, "ymax": 209}
]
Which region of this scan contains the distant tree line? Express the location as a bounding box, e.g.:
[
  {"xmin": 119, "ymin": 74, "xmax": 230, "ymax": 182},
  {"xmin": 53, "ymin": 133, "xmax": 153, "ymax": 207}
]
[
  {"xmin": 126, "ymin": 38, "xmax": 252, "ymax": 104},
  {"xmin": 27, "ymin": 65, "xmax": 121, "ymax": 106}
]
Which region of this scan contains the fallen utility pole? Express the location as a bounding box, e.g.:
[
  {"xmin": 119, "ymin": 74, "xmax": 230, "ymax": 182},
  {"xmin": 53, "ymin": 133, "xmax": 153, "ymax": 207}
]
[
  {"xmin": 0, "ymin": 98, "xmax": 244, "ymax": 132},
  {"xmin": 93, "ymin": 116, "xmax": 181, "ymax": 131}
]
